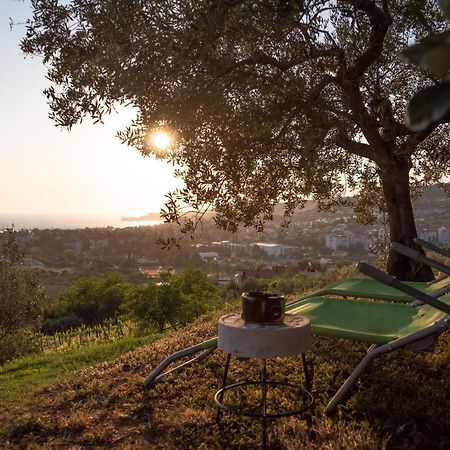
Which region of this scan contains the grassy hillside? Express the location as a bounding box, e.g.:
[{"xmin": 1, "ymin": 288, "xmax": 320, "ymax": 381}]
[
  {"xmin": 0, "ymin": 305, "xmax": 449, "ymax": 449},
  {"xmin": 0, "ymin": 334, "xmax": 159, "ymax": 410}
]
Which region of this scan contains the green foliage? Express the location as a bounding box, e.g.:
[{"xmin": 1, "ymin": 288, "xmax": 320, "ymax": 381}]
[
  {"xmin": 401, "ymin": 3, "xmax": 450, "ymax": 132},
  {"xmin": 173, "ymin": 268, "xmax": 222, "ymax": 324},
  {"xmin": 222, "ymin": 279, "xmax": 241, "ymax": 301},
  {"xmin": 0, "ymin": 228, "xmax": 46, "ymax": 365},
  {"xmin": 125, "ymin": 281, "xmax": 183, "ymax": 332},
  {"xmin": 35, "ymin": 319, "xmax": 136, "ymax": 354},
  {"xmin": 240, "ymin": 277, "xmax": 270, "ymax": 293},
  {"xmin": 46, "ymin": 272, "xmax": 129, "ymax": 331},
  {"xmin": 124, "ymin": 268, "xmax": 222, "ymax": 332},
  {"xmin": 21, "ymin": 0, "xmax": 450, "ymax": 280},
  {"xmin": 270, "ymin": 276, "xmax": 296, "ymax": 295},
  {"xmin": 0, "ymin": 333, "xmax": 158, "ymax": 409}
]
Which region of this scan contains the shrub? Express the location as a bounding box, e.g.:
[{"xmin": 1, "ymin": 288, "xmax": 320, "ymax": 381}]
[
  {"xmin": 124, "ymin": 268, "xmax": 222, "ymax": 332},
  {"xmin": 0, "ymin": 228, "xmax": 46, "ymax": 364},
  {"xmin": 45, "ymin": 272, "xmax": 129, "ymax": 332}
]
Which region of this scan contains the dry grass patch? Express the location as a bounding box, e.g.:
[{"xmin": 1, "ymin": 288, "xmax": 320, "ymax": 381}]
[{"xmin": 1, "ymin": 310, "xmax": 449, "ymax": 449}]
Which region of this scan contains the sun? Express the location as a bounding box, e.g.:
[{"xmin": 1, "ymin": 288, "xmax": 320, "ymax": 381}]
[{"xmin": 150, "ymin": 130, "xmax": 173, "ymax": 150}]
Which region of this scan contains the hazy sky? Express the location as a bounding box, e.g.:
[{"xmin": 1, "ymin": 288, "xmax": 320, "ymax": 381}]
[{"xmin": 0, "ymin": 1, "xmax": 180, "ymax": 218}]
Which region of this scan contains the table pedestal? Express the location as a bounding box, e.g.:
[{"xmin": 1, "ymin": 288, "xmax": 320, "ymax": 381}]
[{"xmin": 215, "ymin": 314, "xmax": 313, "ymax": 449}]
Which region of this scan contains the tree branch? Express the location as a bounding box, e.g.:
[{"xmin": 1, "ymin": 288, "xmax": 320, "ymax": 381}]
[
  {"xmin": 308, "ymin": 74, "xmax": 338, "ymax": 101},
  {"xmin": 341, "ymin": 79, "xmax": 388, "ymax": 162},
  {"xmin": 335, "ymin": 128, "xmax": 374, "ymax": 160},
  {"xmin": 407, "ymin": 109, "xmax": 450, "ymax": 150},
  {"xmin": 220, "ymin": 47, "xmax": 343, "ymax": 75},
  {"xmin": 342, "ymin": 0, "xmax": 392, "ymax": 80}
]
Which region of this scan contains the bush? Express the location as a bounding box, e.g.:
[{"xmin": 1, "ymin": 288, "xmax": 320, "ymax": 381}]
[
  {"xmin": 124, "ymin": 282, "xmax": 183, "ymax": 332},
  {"xmin": 0, "ymin": 228, "xmax": 46, "ymax": 364},
  {"xmin": 124, "ymin": 268, "xmax": 222, "ymax": 332},
  {"xmin": 241, "ymin": 278, "xmax": 269, "ymax": 293},
  {"xmin": 44, "ymin": 272, "xmax": 129, "ymax": 332}
]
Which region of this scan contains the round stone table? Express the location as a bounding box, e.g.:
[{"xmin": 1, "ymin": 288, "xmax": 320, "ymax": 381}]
[
  {"xmin": 215, "ymin": 313, "xmax": 314, "ymax": 449},
  {"xmin": 218, "ymin": 313, "xmax": 311, "ymax": 359}
]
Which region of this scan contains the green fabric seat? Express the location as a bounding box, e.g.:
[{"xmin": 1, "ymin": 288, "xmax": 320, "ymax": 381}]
[
  {"xmin": 306, "ymin": 276, "xmax": 450, "ymax": 303},
  {"xmin": 287, "ymin": 295, "xmax": 450, "ymax": 344},
  {"xmin": 144, "ymin": 260, "xmax": 450, "ymax": 417}
]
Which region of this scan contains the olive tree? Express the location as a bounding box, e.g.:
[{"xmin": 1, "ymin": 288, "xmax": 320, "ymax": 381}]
[
  {"xmin": 21, "ymin": 0, "xmax": 450, "ymax": 280},
  {"xmin": 0, "ymin": 228, "xmax": 46, "ymax": 364}
]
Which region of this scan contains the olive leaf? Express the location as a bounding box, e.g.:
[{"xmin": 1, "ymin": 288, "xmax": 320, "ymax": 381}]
[
  {"xmin": 406, "ymin": 83, "xmax": 450, "ymax": 131},
  {"xmin": 400, "ymin": 31, "xmax": 450, "ymax": 77},
  {"xmin": 438, "ymin": 0, "xmax": 450, "ymax": 19}
]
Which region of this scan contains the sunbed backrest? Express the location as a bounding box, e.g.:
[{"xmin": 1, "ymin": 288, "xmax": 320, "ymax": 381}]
[
  {"xmin": 415, "ymin": 238, "xmax": 450, "ymax": 259},
  {"xmin": 391, "ymin": 243, "xmax": 450, "ymax": 276},
  {"xmin": 357, "ymin": 262, "xmax": 450, "ymax": 315}
]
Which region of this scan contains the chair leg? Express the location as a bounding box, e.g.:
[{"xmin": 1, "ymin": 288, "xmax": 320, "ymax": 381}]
[
  {"xmin": 143, "ymin": 343, "xmax": 216, "ymax": 388},
  {"xmin": 260, "ymin": 360, "xmax": 268, "ymax": 450},
  {"xmin": 302, "ymin": 353, "xmax": 312, "ymax": 392},
  {"xmin": 216, "ymin": 353, "xmax": 232, "ymax": 422},
  {"xmin": 324, "ymin": 321, "xmax": 447, "ymax": 416},
  {"xmin": 324, "ymin": 345, "xmax": 378, "ymax": 416}
]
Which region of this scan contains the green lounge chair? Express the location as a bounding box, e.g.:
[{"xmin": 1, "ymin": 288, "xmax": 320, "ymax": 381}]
[
  {"xmin": 143, "ymin": 263, "xmax": 450, "ymax": 416},
  {"xmin": 414, "ymin": 238, "xmax": 450, "ymax": 259},
  {"xmin": 304, "ymin": 276, "xmax": 450, "ymax": 303},
  {"xmin": 391, "ymin": 241, "xmax": 450, "ymax": 277},
  {"xmin": 304, "ymin": 241, "xmax": 450, "ymax": 303}
]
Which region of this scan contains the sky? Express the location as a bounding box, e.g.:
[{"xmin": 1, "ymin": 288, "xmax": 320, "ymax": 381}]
[{"xmin": 0, "ymin": 1, "xmax": 180, "ymax": 220}]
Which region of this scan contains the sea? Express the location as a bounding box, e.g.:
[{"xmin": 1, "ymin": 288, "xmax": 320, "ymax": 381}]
[{"xmin": 0, "ymin": 214, "xmax": 162, "ymax": 230}]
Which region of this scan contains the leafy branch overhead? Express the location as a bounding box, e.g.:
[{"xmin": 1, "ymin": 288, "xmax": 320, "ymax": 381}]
[
  {"xmin": 401, "ymin": 0, "xmax": 450, "ymax": 131},
  {"xmin": 21, "ymin": 1, "xmax": 450, "ymax": 280}
]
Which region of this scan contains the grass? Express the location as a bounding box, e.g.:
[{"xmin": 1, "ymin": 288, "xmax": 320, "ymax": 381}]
[
  {"xmin": 35, "ymin": 319, "xmax": 137, "ymax": 353},
  {"xmin": 0, "ymin": 333, "xmax": 159, "ymax": 409},
  {"xmin": 0, "ymin": 304, "xmax": 448, "ymax": 449}
]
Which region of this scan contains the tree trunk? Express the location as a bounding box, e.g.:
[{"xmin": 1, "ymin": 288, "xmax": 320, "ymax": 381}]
[{"xmin": 379, "ymin": 159, "xmax": 434, "ymax": 281}]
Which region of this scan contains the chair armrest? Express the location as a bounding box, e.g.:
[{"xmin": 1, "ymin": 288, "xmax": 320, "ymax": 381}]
[
  {"xmin": 414, "ymin": 238, "xmax": 450, "ymax": 259},
  {"xmin": 358, "ymin": 262, "xmax": 450, "ymax": 315},
  {"xmin": 391, "ymin": 242, "xmax": 450, "ymax": 276}
]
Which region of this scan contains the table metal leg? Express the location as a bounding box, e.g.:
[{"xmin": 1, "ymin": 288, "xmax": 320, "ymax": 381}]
[
  {"xmin": 260, "ymin": 359, "xmax": 268, "ymax": 450},
  {"xmin": 302, "ymin": 353, "xmax": 312, "ymax": 392},
  {"xmin": 216, "ymin": 353, "xmax": 232, "ymax": 422}
]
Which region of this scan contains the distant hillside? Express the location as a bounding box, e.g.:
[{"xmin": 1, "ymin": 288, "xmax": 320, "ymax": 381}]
[
  {"xmin": 413, "ymin": 184, "xmax": 450, "ymax": 210},
  {"xmin": 121, "ymin": 212, "xmax": 162, "ymax": 222},
  {"xmin": 123, "ymin": 184, "xmax": 449, "ymax": 226},
  {"xmin": 275, "ymin": 184, "xmax": 450, "ymax": 222}
]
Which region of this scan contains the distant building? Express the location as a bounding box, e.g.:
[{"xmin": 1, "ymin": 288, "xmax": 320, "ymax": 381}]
[
  {"xmin": 320, "ymin": 257, "xmax": 333, "ymax": 265},
  {"xmin": 332, "ymin": 249, "xmax": 349, "ymax": 257},
  {"xmin": 21, "ymin": 258, "xmax": 46, "ymax": 269},
  {"xmin": 349, "ymin": 233, "xmax": 370, "ymax": 251},
  {"xmin": 217, "ymin": 276, "xmax": 232, "ymax": 287},
  {"xmin": 252, "ymin": 243, "xmax": 299, "ymax": 257},
  {"xmin": 437, "ymin": 227, "xmax": 450, "ymax": 245},
  {"xmin": 89, "ymin": 239, "xmax": 109, "ymax": 250},
  {"xmin": 237, "ymin": 262, "xmax": 321, "ymax": 283},
  {"xmin": 136, "ymin": 257, "xmax": 160, "ymax": 265},
  {"xmin": 325, "ymin": 233, "xmax": 350, "ymax": 250},
  {"xmin": 140, "ymin": 268, "xmax": 162, "ymax": 278},
  {"xmin": 73, "ymin": 240, "xmax": 82, "ymax": 253},
  {"xmin": 238, "ymin": 265, "xmax": 288, "ymax": 282},
  {"xmin": 199, "ymin": 251, "xmax": 220, "ymax": 261},
  {"xmin": 418, "ymin": 229, "xmax": 437, "ymax": 242}
]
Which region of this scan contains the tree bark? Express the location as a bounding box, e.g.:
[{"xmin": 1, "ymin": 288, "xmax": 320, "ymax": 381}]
[{"xmin": 379, "ymin": 159, "xmax": 434, "ymax": 281}]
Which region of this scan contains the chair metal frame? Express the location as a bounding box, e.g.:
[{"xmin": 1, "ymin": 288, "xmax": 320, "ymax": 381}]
[{"xmin": 143, "ymin": 259, "xmax": 450, "ymax": 416}]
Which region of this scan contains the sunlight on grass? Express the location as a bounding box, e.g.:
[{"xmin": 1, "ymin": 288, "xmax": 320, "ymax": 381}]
[{"xmin": 0, "ymin": 334, "xmax": 159, "ymax": 408}]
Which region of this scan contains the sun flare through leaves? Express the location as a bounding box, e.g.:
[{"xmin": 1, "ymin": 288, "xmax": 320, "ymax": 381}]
[{"xmin": 148, "ymin": 130, "xmax": 174, "ymax": 156}]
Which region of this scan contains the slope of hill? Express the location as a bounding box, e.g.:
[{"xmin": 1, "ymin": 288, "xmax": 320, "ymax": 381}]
[{"xmin": 1, "ymin": 307, "xmax": 449, "ymax": 449}]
